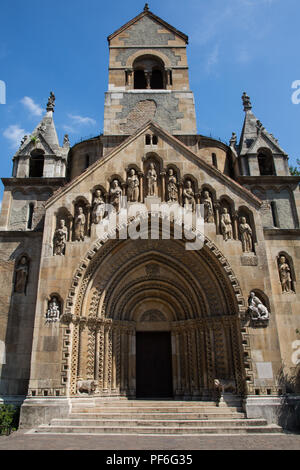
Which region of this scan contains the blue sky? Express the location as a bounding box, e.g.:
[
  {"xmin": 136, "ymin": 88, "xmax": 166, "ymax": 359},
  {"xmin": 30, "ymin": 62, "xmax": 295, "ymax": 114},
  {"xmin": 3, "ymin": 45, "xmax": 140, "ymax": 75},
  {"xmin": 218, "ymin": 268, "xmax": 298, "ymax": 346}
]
[{"xmin": 0, "ymin": 0, "xmax": 299, "ymax": 200}]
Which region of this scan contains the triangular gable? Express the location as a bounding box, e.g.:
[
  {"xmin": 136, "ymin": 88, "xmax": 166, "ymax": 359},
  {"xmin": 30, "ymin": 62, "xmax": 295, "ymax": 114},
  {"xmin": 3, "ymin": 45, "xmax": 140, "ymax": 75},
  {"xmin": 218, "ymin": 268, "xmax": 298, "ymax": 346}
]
[
  {"xmin": 246, "ymin": 131, "xmax": 287, "ymax": 156},
  {"xmin": 46, "ymin": 121, "xmax": 262, "ymax": 210},
  {"xmin": 107, "ymin": 8, "xmax": 188, "ymax": 44}
]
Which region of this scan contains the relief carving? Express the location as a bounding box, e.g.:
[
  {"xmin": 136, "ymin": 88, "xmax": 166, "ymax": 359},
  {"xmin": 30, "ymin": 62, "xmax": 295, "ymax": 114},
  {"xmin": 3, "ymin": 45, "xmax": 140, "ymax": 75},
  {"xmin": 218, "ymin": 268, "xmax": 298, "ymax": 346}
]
[
  {"xmin": 46, "ymin": 296, "xmax": 61, "ymax": 323},
  {"xmin": 248, "ymin": 292, "xmax": 269, "ymax": 323}
]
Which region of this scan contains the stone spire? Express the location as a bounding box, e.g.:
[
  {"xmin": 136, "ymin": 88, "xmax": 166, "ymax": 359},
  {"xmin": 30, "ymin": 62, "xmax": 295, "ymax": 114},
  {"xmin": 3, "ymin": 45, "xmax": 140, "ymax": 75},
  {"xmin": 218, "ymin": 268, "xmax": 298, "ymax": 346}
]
[
  {"xmin": 242, "ymin": 92, "xmax": 252, "ymax": 112},
  {"xmin": 46, "ymin": 91, "xmax": 56, "ymax": 112}
]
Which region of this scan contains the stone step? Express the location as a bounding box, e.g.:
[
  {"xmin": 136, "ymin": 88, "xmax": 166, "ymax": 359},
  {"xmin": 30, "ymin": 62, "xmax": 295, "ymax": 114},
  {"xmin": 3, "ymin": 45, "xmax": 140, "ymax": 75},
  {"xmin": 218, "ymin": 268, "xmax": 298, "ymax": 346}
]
[
  {"xmin": 31, "ymin": 424, "xmax": 283, "ymax": 435},
  {"xmin": 51, "ymin": 418, "xmax": 268, "ymax": 427},
  {"xmin": 71, "ymin": 406, "xmax": 243, "ymax": 413},
  {"xmin": 69, "ymin": 412, "xmax": 245, "ymax": 420}
]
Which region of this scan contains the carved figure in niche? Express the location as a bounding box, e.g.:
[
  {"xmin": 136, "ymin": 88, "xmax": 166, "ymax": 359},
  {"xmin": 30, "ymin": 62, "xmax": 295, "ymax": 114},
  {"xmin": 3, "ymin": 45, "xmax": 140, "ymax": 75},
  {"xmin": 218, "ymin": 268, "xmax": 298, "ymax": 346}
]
[
  {"xmin": 278, "ymin": 256, "xmax": 293, "ymax": 293},
  {"xmin": 167, "ymin": 169, "xmax": 178, "ymax": 202},
  {"xmin": 92, "ymin": 189, "xmax": 105, "ymax": 224},
  {"xmin": 53, "ymin": 219, "xmax": 68, "ymax": 255},
  {"xmin": 46, "ymin": 296, "xmax": 61, "ymax": 323},
  {"xmin": 14, "ymin": 256, "xmax": 29, "ymax": 294},
  {"xmin": 221, "ymin": 208, "xmax": 233, "ymax": 241},
  {"xmin": 74, "ymin": 206, "xmax": 86, "ymax": 241},
  {"xmin": 127, "ymin": 169, "xmax": 139, "ymax": 202},
  {"xmin": 248, "ymin": 292, "xmax": 269, "ymax": 321},
  {"xmin": 202, "ymin": 191, "xmax": 214, "ymax": 223},
  {"xmin": 183, "ymin": 180, "xmax": 195, "ymax": 211},
  {"xmin": 110, "ymin": 179, "xmax": 122, "ymax": 211},
  {"xmin": 146, "ymin": 163, "xmax": 158, "ymax": 197},
  {"xmin": 239, "ymin": 217, "xmax": 253, "ymax": 252}
]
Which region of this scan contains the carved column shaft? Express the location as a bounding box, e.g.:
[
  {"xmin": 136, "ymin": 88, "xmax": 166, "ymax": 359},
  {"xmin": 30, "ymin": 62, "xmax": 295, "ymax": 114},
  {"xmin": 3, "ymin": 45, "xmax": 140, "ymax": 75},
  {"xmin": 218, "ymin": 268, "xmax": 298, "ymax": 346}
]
[
  {"xmin": 160, "ymin": 171, "xmax": 166, "ymax": 202},
  {"xmin": 138, "ymin": 172, "xmax": 144, "ymax": 203}
]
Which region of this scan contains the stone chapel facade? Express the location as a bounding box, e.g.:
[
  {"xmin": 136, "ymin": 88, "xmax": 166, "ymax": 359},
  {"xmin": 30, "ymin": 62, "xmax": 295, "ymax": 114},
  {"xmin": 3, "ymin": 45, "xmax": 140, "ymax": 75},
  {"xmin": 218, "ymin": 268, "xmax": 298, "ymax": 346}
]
[{"xmin": 0, "ymin": 6, "xmax": 299, "ymax": 427}]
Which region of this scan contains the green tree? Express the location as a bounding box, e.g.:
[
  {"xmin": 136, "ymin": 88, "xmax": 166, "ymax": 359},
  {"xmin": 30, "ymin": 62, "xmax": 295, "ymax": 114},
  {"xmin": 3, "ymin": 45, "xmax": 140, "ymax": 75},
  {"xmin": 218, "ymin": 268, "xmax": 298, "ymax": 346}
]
[{"xmin": 289, "ymin": 158, "xmax": 300, "ymax": 176}]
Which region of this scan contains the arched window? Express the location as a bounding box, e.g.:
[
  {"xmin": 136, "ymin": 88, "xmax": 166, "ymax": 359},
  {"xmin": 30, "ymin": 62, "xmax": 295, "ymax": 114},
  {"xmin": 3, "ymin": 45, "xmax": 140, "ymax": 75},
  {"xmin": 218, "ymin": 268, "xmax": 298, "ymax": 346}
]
[
  {"xmin": 212, "ymin": 153, "xmax": 218, "ymax": 169},
  {"xmin": 27, "ymin": 203, "xmax": 34, "ymax": 230},
  {"xmin": 29, "ymin": 150, "xmax": 44, "ymax": 177},
  {"xmin": 133, "ymin": 56, "xmax": 166, "ymax": 90},
  {"xmin": 257, "ymin": 149, "xmax": 276, "ymax": 176}
]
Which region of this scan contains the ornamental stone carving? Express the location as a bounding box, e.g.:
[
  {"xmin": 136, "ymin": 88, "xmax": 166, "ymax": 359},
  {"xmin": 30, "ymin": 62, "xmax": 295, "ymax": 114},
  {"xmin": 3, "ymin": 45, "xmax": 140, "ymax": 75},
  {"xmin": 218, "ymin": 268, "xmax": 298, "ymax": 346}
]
[
  {"xmin": 146, "ymin": 163, "xmax": 158, "ymax": 197},
  {"xmin": 14, "ymin": 256, "xmax": 29, "ymax": 294},
  {"xmin": 248, "ymin": 292, "xmax": 269, "ymax": 322},
  {"xmin": 167, "ymin": 169, "xmax": 178, "ymax": 202},
  {"xmin": 46, "ymin": 296, "xmax": 61, "ymax": 323},
  {"xmin": 53, "ymin": 219, "xmax": 68, "ymax": 255},
  {"xmin": 239, "ymin": 217, "xmax": 253, "ymax": 253},
  {"xmin": 92, "ymin": 189, "xmax": 106, "ymax": 224},
  {"xmin": 74, "ymin": 206, "xmax": 86, "ymax": 241},
  {"xmin": 221, "ymin": 208, "xmax": 233, "ymax": 241},
  {"xmin": 183, "ymin": 180, "xmax": 195, "ymax": 211},
  {"xmin": 278, "ymin": 255, "xmax": 293, "ymax": 293},
  {"xmin": 127, "ymin": 169, "xmax": 139, "ymax": 202}
]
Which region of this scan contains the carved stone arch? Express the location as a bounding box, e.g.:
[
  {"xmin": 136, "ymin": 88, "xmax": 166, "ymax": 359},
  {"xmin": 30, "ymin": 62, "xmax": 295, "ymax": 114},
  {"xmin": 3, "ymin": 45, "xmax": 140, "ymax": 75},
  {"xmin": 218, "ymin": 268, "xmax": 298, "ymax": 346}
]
[
  {"xmin": 126, "ymin": 49, "xmax": 172, "ymax": 69},
  {"xmin": 61, "ymin": 216, "xmax": 252, "ymax": 398}
]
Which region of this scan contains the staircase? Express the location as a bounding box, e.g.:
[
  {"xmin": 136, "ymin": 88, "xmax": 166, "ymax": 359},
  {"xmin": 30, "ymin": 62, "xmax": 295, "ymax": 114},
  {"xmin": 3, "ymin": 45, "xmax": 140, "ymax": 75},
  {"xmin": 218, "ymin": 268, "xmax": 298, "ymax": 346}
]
[{"xmin": 28, "ymin": 399, "xmax": 283, "ymax": 435}]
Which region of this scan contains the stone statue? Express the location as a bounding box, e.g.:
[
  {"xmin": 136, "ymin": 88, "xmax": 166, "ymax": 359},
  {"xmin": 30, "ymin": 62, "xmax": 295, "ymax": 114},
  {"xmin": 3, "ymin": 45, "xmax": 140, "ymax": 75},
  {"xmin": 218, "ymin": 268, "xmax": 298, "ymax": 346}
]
[
  {"xmin": 53, "ymin": 219, "xmax": 68, "ymax": 255},
  {"xmin": 63, "ymin": 134, "xmax": 70, "ymax": 147},
  {"xmin": 46, "ymin": 296, "xmax": 61, "ymax": 323},
  {"xmin": 183, "ymin": 180, "xmax": 195, "ymax": 211},
  {"xmin": 47, "ymin": 91, "xmax": 55, "ymax": 112},
  {"xmin": 202, "ymin": 191, "xmax": 214, "ymax": 223},
  {"xmin": 127, "ymin": 169, "xmax": 139, "ymax": 202},
  {"xmin": 146, "ymin": 163, "xmax": 158, "ymax": 197},
  {"xmin": 110, "ymin": 179, "xmax": 122, "ymax": 211},
  {"xmin": 278, "ymin": 255, "xmax": 292, "ymax": 293},
  {"xmin": 248, "ymin": 292, "xmax": 270, "ymax": 321},
  {"xmin": 167, "ymin": 169, "xmax": 178, "ymax": 202},
  {"xmin": 239, "ymin": 217, "xmax": 253, "ymax": 252},
  {"xmin": 74, "ymin": 207, "xmax": 86, "ymax": 241},
  {"xmin": 221, "ymin": 208, "xmax": 233, "ymax": 241},
  {"xmin": 242, "ymin": 92, "xmax": 252, "ymax": 111},
  {"xmin": 14, "ymin": 256, "xmax": 29, "ymax": 294},
  {"xmin": 92, "ymin": 189, "xmax": 106, "ymax": 224}
]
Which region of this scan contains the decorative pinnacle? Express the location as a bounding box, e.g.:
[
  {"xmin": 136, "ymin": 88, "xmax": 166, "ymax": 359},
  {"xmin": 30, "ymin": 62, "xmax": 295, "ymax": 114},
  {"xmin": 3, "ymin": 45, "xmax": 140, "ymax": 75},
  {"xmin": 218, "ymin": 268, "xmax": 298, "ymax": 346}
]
[
  {"xmin": 242, "ymin": 92, "xmax": 252, "ymax": 111},
  {"xmin": 230, "ymin": 132, "xmax": 237, "ymax": 147},
  {"xmin": 46, "ymin": 91, "xmax": 55, "ymax": 112},
  {"xmin": 144, "ymin": 3, "xmax": 149, "ymax": 11}
]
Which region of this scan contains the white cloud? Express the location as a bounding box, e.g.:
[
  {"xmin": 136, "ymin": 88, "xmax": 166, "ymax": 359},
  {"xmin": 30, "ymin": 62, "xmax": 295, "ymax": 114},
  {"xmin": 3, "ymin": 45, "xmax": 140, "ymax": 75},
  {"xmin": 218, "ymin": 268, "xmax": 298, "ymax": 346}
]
[
  {"xmin": 68, "ymin": 114, "xmax": 97, "ymax": 126},
  {"xmin": 21, "ymin": 96, "xmax": 43, "ymax": 117},
  {"xmin": 3, "ymin": 124, "xmax": 29, "ymax": 149},
  {"xmin": 205, "ymin": 45, "xmax": 220, "ymax": 74}
]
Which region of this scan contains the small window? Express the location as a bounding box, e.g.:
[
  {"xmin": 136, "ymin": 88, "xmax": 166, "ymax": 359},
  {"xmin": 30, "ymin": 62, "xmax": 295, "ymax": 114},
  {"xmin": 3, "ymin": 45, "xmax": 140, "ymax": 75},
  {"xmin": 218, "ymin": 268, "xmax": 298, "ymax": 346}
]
[
  {"xmin": 258, "ymin": 152, "xmax": 276, "ymax": 176},
  {"xmin": 145, "ymin": 134, "xmax": 151, "ymax": 145},
  {"xmin": 271, "ymin": 201, "xmax": 280, "ymax": 228},
  {"xmin": 27, "ymin": 203, "xmax": 34, "ymax": 230},
  {"xmin": 152, "ymin": 135, "xmax": 158, "ymax": 145},
  {"xmin": 212, "ymin": 153, "xmax": 218, "ymax": 169},
  {"xmin": 85, "ymin": 155, "xmax": 90, "ymax": 169},
  {"xmin": 29, "ymin": 152, "xmax": 44, "ymax": 177},
  {"xmin": 134, "ymin": 70, "xmax": 147, "ymax": 89}
]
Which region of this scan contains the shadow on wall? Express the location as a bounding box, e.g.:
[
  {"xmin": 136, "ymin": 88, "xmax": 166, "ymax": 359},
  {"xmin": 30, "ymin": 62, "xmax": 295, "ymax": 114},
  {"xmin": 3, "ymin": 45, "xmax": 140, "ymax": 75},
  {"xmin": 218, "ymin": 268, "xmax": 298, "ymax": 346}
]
[{"xmin": 276, "ymin": 364, "xmax": 300, "ymax": 432}]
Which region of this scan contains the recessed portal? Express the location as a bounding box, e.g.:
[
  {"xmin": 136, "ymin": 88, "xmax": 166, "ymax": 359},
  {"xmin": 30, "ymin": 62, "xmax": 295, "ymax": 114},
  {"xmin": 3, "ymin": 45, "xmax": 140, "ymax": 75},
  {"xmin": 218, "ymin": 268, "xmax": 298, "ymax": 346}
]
[{"xmin": 136, "ymin": 331, "xmax": 173, "ymax": 398}]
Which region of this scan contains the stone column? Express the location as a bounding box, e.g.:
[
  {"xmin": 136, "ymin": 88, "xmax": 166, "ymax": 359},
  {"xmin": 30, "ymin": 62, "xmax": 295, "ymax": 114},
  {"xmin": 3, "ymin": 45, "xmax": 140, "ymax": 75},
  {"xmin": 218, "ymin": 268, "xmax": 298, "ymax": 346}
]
[
  {"xmin": 145, "ymin": 70, "xmax": 151, "ymax": 89},
  {"xmin": 232, "ymin": 210, "xmax": 239, "ymax": 240},
  {"xmin": 86, "ymin": 204, "xmax": 91, "ymax": 237},
  {"xmin": 214, "ymin": 202, "xmax": 221, "ymax": 235},
  {"xmin": 178, "ymin": 180, "xmax": 183, "ymax": 206},
  {"xmin": 138, "ymin": 172, "xmax": 144, "ymax": 203},
  {"xmin": 160, "ymin": 171, "xmax": 166, "ymax": 202},
  {"xmin": 77, "ymin": 318, "xmax": 87, "ymax": 379}
]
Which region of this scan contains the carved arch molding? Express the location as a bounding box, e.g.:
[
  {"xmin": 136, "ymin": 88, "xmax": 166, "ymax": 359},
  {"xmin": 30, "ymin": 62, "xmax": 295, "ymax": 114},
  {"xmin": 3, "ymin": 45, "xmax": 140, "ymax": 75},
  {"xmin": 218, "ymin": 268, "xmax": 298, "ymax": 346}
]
[{"xmin": 62, "ymin": 235, "xmax": 250, "ymax": 398}]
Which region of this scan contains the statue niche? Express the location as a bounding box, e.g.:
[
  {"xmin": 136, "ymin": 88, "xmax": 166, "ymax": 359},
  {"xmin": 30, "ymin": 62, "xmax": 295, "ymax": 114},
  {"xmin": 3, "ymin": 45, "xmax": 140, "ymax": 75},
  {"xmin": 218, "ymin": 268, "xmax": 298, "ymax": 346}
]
[
  {"xmin": 127, "ymin": 169, "xmax": 140, "ymax": 203},
  {"xmin": 92, "ymin": 188, "xmax": 106, "ymax": 224},
  {"xmin": 73, "ymin": 199, "xmax": 90, "ymax": 241},
  {"xmin": 46, "ymin": 295, "xmax": 61, "ymax": 323},
  {"xmin": 110, "ymin": 179, "xmax": 123, "ymax": 211},
  {"xmin": 239, "ymin": 216, "xmax": 253, "ymax": 253},
  {"xmin": 248, "ymin": 291, "xmax": 270, "ymax": 324},
  {"xmin": 167, "ymin": 168, "xmax": 178, "ymax": 202},
  {"xmin": 53, "ymin": 219, "xmax": 68, "ymax": 256},
  {"xmin": 220, "ymin": 207, "xmax": 233, "ymax": 241},
  {"xmin": 183, "ymin": 179, "xmax": 196, "ymax": 212},
  {"xmin": 278, "ymin": 254, "xmax": 295, "ymax": 294},
  {"xmin": 202, "ymin": 190, "xmax": 214, "ymax": 223},
  {"xmin": 14, "ymin": 255, "xmax": 29, "ymax": 294},
  {"xmin": 145, "ymin": 161, "xmax": 159, "ymax": 198}
]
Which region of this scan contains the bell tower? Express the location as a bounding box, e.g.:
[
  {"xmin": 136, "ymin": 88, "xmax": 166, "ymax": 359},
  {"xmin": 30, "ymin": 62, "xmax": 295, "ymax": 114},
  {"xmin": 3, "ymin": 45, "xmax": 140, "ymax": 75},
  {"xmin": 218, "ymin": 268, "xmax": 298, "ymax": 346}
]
[{"xmin": 103, "ymin": 4, "xmax": 197, "ymax": 136}]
